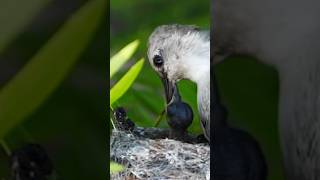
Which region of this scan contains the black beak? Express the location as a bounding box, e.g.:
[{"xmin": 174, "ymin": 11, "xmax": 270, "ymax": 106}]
[{"xmin": 161, "ymin": 77, "xmax": 176, "ymax": 104}]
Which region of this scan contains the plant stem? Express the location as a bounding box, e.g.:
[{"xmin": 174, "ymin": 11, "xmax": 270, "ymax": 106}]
[
  {"xmin": 109, "ymin": 106, "xmax": 117, "ymax": 130},
  {"xmin": 0, "ymin": 139, "xmax": 11, "ymax": 156},
  {"xmin": 154, "ymin": 108, "xmax": 166, "ymax": 127}
]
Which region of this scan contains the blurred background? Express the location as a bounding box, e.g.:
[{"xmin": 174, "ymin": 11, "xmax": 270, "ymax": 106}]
[
  {"xmin": 111, "ymin": 0, "xmax": 284, "ymax": 180},
  {"xmin": 0, "ymin": 0, "xmax": 106, "ymax": 179}
]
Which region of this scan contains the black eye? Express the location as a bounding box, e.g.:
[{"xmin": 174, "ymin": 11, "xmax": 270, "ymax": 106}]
[{"xmin": 153, "ymin": 55, "xmax": 163, "ymax": 67}]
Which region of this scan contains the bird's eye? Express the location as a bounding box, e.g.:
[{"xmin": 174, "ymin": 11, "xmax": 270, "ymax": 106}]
[{"xmin": 153, "ymin": 55, "xmax": 163, "ymax": 67}]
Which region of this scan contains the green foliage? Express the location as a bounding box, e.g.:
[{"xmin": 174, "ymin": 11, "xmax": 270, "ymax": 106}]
[
  {"xmin": 110, "ymin": 161, "xmax": 124, "ymax": 174},
  {"xmin": 109, "ymin": 38, "xmax": 145, "ymax": 108},
  {"xmin": 110, "ymin": 40, "xmax": 140, "ymax": 78},
  {"xmin": 110, "ymin": 59, "xmax": 144, "ymax": 105},
  {"xmin": 109, "ymin": 38, "xmax": 145, "ymax": 106},
  {"xmin": 0, "ymin": 0, "xmax": 104, "ymax": 139}
]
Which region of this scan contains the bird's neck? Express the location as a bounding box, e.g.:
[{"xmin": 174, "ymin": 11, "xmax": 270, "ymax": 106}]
[
  {"xmin": 183, "ymin": 45, "xmax": 210, "ymax": 85},
  {"xmin": 182, "ymin": 53, "xmax": 210, "ymax": 127},
  {"xmin": 182, "ymin": 44, "xmax": 210, "ymax": 120},
  {"xmin": 196, "ymin": 71, "xmax": 210, "ymax": 134},
  {"xmin": 185, "ymin": 62, "xmax": 210, "ymax": 85}
]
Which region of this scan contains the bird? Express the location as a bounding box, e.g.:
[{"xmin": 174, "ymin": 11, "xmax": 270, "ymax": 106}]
[
  {"xmin": 213, "ymin": 0, "xmax": 320, "ymax": 179},
  {"xmin": 147, "ymin": 24, "xmax": 211, "ymax": 141}
]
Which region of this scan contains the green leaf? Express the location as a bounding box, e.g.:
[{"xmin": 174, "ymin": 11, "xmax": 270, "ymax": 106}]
[
  {"xmin": 110, "ymin": 161, "xmax": 124, "ymax": 174},
  {"xmin": 110, "ymin": 40, "xmax": 140, "ymax": 78},
  {"xmin": 0, "ymin": 0, "xmax": 52, "ymax": 52},
  {"xmin": 110, "ymin": 59, "xmax": 144, "ymax": 105},
  {"xmin": 0, "ymin": 0, "xmax": 105, "ymax": 139}
]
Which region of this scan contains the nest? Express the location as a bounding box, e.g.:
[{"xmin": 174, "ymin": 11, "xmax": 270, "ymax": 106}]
[{"xmin": 110, "ymin": 128, "xmax": 210, "ymax": 180}]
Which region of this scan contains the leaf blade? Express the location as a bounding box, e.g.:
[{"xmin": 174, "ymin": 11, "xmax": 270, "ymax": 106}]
[
  {"xmin": 0, "ymin": 0, "xmax": 105, "ymax": 139},
  {"xmin": 110, "ymin": 40, "xmax": 139, "ymax": 78},
  {"xmin": 110, "ymin": 59, "xmax": 144, "ymax": 105}
]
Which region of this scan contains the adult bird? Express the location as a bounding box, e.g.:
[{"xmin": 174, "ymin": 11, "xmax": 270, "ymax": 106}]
[
  {"xmin": 147, "ymin": 24, "xmax": 211, "ymax": 140},
  {"xmin": 213, "ymin": 0, "xmax": 320, "ymax": 179}
]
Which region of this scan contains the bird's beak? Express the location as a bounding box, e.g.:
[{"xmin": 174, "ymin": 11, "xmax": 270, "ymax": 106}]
[{"xmin": 161, "ymin": 77, "xmax": 176, "ymax": 104}]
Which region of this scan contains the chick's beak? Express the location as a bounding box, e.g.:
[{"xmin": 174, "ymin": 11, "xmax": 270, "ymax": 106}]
[{"xmin": 161, "ymin": 76, "xmax": 176, "ymax": 104}]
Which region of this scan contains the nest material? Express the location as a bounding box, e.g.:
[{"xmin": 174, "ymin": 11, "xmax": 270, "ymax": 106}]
[{"xmin": 110, "ymin": 128, "xmax": 210, "ymax": 180}]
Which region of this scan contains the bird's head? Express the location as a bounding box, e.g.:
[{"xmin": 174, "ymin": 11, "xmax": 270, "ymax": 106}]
[{"xmin": 147, "ymin": 24, "xmax": 210, "ymax": 103}]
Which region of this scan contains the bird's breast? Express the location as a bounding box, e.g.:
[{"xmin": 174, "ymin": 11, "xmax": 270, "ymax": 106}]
[{"xmin": 197, "ymin": 81, "xmax": 210, "ymax": 140}]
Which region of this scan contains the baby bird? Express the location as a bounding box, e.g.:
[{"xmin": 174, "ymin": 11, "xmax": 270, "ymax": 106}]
[{"xmin": 166, "ymin": 85, "xmax": 193, "ymax": 141}]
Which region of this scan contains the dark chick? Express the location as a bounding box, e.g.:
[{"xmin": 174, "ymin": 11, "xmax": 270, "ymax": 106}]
[
  {"xmin": 213, "ymin": 76, "xmax": 267, "ymax": 180},
  {"xmin": 214, "ymin": 127, "xmax": 268, "ymax": 180},
  {"xmin": 11, "ymin": 144, "xmax": 53, "ymax": 180},
  {"xmin": 113, "ymin": 107, "xmax": 135, "ymax": 132},
  {"xmin": 166, "ymin": 86, "xmax": 193, "ymax": 141}
]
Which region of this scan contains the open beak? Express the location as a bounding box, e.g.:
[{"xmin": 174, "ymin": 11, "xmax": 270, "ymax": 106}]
[{"xmin": 161, "ymin": 77, "xmax": 176, "ymax": 104}]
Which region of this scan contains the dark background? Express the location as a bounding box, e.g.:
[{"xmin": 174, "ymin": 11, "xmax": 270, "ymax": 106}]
[{"xmin": 0, "ymin": 0, "xmax": 106, "ymax": 179}]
